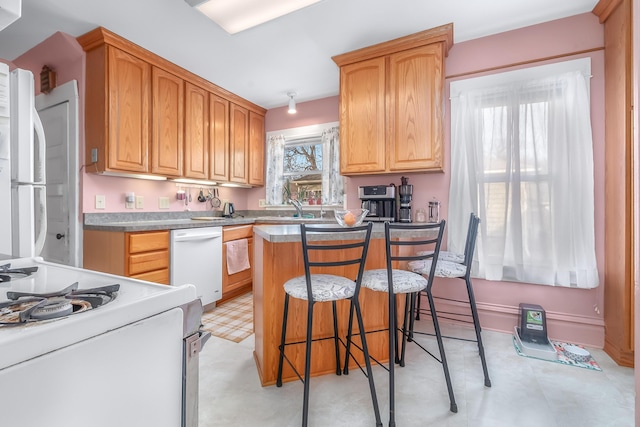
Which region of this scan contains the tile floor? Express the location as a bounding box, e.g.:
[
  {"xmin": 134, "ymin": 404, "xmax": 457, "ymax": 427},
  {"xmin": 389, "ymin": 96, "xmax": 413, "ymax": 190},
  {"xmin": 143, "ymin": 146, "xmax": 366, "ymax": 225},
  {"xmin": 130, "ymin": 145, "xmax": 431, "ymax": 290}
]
[{"xmin": 199, "ymin": 320, "xmax": 634, "ymax": 426}]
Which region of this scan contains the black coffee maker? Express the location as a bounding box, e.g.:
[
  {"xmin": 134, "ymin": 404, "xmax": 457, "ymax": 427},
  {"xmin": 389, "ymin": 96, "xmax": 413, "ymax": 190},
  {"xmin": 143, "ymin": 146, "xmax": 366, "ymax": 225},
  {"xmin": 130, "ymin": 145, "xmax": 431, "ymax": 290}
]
[{"xmin": 398, "ymin": 176, "xmax": 413, "ymax": 223}]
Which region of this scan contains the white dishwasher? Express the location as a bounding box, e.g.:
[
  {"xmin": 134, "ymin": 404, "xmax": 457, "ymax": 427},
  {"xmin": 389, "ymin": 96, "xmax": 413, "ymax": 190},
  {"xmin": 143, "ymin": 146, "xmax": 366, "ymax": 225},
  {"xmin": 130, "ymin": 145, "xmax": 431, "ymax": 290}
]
[{"xmin": 171, "ymin": 227, "xmax": 223, "ymax": 307}]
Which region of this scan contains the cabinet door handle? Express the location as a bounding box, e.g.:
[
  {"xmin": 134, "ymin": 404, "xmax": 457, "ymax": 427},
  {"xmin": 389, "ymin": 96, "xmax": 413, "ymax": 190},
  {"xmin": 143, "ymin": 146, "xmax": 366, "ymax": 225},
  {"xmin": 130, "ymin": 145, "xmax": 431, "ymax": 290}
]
[{"xmin": 56, "ymin": 233, "xmax": 65, "ymax": 240}]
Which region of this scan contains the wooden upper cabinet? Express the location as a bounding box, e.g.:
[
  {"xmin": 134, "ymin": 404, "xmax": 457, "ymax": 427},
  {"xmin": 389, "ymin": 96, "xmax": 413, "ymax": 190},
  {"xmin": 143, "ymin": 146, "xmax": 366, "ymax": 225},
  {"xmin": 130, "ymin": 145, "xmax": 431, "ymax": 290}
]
[
  {"xmin": 229, "ymin": 103, "xmax": 249, "ymax": 184},
  {"xmin": 248, "ymin": 111, "xmax": 265, "ymax": 186},
  {"xmin": 107, "ymin": 47, "xmax": 151, "ymax": 173},
  {"xmin": 333, "ymin": 23, "xmax": 452, "ymax": 176},
  {"xmin": 78, "ymin": 27, "xmax": 266, "ymax": 185},
  {"xmin": 388, "ymin": 44, "xmax": 444, "ymax": 171},
  {"xmin": 151, "ymin": 67, "xmax": 183, "ymax": 177},
  {"xmin": 209, "ymin": 93, "xmax": 230, "ymax": 182},
  {"xmin": 184, "ymin": 82, "xmax": 209, "ymax": 179},
  {"xmin": 339, "ymin": 57, "xmax": 386, "ymax": 174}
]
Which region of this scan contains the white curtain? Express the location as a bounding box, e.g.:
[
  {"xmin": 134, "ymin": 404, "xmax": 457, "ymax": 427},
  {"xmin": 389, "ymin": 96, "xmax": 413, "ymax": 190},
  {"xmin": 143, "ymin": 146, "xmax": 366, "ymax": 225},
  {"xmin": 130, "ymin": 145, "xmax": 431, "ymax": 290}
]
[
  {"xmin": 321, "ymin": 126, "xmax": 343, "ymax": 205},
  {"xmin": 450, "ymin": 62, "xmax": 598, "ymax": 288},
  {"xmin": 265, "ymin": 134, "xmax": 285, "ymax": 205}
]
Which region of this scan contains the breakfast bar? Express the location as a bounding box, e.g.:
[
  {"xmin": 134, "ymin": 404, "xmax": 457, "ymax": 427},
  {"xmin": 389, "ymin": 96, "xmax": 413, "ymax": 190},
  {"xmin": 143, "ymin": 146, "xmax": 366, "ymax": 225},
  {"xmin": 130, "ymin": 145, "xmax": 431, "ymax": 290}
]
[{"xmin": 252, "ymin": 223, "xmax": 428, "ymax": 386}]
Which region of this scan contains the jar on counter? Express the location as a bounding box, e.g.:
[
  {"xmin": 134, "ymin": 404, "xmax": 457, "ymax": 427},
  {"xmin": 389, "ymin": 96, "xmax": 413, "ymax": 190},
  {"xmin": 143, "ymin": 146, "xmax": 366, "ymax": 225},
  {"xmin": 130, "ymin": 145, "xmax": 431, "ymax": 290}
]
[
  {"xmin": 415, "ymin": 208, "xmax": 427, "ymax": 223},
  {"xmin": 428, "ymin": 198, "xmax": 440, "ymax": 223}
]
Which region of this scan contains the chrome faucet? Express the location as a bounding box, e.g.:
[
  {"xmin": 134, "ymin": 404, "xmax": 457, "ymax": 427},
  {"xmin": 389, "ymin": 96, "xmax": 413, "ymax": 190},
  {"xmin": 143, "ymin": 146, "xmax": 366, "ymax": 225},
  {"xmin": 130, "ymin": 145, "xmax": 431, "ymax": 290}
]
[{"xmin": 288, "ymin": 198, "xmax": 304, "ymax": 217}]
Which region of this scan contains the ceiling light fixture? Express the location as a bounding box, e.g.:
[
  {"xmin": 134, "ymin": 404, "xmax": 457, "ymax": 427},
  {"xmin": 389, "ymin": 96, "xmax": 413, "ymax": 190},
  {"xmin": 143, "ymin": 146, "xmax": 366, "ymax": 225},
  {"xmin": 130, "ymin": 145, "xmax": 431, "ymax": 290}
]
[
  {"xmin": 287, "ymin": 92, "xmax": 297, "ymax": 114},
  {"xmin": 185, "ymin": 0, "xmax": 323, "ymax": 35}
]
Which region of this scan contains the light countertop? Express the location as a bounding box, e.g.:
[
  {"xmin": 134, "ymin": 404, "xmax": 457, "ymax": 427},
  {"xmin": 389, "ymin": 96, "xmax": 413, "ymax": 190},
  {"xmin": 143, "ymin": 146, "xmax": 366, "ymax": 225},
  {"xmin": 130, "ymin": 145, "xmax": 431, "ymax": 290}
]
[{"xmin": 253, "ymin": 223, "xmax": 437, "ymax": 243}]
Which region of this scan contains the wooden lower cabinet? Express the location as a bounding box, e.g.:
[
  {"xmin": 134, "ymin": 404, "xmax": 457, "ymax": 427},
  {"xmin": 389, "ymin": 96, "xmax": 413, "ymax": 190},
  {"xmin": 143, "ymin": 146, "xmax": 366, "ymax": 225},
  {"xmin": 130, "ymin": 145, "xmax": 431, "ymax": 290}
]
[
  {"xmin": 83, "ymin": 229, "xmax": 170, "ymax": 285},
  {"xmin": 221, "ymin": 225, "xmax": 253, "ymax": 303}
]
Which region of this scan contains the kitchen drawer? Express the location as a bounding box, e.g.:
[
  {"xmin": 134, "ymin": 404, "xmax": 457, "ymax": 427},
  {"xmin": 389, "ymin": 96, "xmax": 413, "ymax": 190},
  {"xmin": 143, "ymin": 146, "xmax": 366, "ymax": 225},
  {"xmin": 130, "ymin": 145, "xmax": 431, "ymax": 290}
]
[
  {"xmin": 128, "ymin": 250, "xmax": 169, "ymax": 275},
  {"xmin": 223, "ymin": 225, "xmax": 253, "ymax": 242},
  {"xmin": 127, "ymin": 231, "xmax": 169, "ymax": 254},
  {"xmin": 131, "ymin": 268, "xmax": 170, "ymax": 285}
]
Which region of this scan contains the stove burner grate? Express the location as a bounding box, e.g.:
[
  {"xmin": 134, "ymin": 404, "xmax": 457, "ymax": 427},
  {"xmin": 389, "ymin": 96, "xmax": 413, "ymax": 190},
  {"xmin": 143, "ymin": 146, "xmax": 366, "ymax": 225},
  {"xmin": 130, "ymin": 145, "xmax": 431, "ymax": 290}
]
[
  {"xmin": 0, "ymin": 282, "xmax": 119, "ymax": 326},
  {"xmin": 0, "ymin": 263, "xmax": 39, "ymax": 283}
]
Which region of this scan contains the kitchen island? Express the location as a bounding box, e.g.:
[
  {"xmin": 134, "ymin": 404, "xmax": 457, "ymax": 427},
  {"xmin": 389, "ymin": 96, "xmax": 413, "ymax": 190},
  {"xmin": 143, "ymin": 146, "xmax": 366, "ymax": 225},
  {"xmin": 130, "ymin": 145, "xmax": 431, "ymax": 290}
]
[{"xmin": 252, "ymin": 223, "xmax": 429, "ymax": 386}]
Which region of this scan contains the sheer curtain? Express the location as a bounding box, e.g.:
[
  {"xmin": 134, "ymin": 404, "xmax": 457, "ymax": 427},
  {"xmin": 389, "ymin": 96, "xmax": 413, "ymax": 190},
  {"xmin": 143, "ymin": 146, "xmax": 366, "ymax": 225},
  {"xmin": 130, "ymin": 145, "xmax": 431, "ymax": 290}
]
[
  {"xmin": 321, "ymin": 126, "xmax": 343, "ymax": 205},
  {"xmin": 265, "ymin": 134, "xmax": 285, "ymax": 205},
  {"xmin": 449, "ymin": 59, "xmax": 598, "ymax": 288}
]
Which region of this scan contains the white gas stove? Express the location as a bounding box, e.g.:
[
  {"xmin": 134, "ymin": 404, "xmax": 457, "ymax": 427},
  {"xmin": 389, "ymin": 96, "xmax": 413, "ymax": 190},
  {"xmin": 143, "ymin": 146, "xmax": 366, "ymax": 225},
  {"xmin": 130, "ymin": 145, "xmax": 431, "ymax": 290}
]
[{"xmin": 0, "ymin": 257, "xmax": 208, "ymax": 427}]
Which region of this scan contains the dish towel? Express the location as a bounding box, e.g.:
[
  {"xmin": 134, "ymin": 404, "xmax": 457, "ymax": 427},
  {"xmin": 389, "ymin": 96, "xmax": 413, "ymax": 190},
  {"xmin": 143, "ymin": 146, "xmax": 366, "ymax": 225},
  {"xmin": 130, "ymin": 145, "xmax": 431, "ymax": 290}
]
[{"xmin": 226, "ymin": 238, "xmax": 251, "ymax": 275}]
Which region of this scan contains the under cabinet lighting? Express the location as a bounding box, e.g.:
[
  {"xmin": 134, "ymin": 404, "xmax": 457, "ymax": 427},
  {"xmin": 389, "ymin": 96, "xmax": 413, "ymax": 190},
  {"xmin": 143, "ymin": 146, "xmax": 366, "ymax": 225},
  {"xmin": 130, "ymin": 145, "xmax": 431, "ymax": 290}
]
[
  {"xmin": 99, "ymin": 171, "xmax": 167, "ymax": 181},
  {"xmin": 172, "ymin": 178, "xmax": 219, "ymax": 186},
  {"xmin": 185, "ymin": 0, "xmax": 322, "ymax": 34}
]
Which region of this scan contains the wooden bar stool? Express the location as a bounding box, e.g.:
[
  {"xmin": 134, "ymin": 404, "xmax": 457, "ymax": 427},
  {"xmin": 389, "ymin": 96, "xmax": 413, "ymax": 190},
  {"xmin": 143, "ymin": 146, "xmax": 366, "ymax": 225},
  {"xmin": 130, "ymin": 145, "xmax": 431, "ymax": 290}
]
[{"xmin": 276, "ymin": 223, "xmax": 382, "ymax": 427}]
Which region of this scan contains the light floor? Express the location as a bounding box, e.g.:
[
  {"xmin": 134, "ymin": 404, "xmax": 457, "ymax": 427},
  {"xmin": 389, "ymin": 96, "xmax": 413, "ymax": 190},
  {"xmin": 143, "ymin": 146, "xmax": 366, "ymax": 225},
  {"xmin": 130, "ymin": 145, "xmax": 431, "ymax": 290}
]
[{"xmin": 199, "ymin": 321, "xmax": 634, "ymax": 426}]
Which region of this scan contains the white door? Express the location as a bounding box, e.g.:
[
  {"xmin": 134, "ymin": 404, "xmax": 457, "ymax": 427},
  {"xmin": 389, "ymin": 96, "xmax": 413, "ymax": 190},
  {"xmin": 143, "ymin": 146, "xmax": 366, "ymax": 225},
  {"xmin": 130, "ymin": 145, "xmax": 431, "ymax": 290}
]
[{"xmin": 36, "ymin": 81, "xmax": 81, "ymax": 267}]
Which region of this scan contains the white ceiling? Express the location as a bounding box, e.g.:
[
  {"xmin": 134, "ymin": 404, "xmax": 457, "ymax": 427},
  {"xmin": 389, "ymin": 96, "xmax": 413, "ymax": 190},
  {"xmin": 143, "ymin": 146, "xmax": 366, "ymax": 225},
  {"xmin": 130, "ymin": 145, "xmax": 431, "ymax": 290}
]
[{"xmin": 0, "ymin": 0, "xmax": 598, "ymax": 110}]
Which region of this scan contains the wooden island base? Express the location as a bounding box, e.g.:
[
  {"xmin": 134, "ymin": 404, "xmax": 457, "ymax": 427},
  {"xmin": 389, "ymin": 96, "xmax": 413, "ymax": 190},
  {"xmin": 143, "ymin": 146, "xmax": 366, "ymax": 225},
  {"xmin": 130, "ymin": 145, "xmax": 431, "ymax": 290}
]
[{"xmin": 252, "ymin": 231, "xmax": 392, "ymax": 386}]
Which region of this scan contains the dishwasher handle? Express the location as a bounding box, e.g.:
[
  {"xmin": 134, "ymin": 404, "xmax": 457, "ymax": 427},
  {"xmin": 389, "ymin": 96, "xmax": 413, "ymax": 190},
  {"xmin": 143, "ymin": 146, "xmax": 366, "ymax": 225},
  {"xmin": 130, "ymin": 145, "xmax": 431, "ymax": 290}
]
[{"xmin": 172, "ymin": 230, "xmax": 222, "ymax": 242}]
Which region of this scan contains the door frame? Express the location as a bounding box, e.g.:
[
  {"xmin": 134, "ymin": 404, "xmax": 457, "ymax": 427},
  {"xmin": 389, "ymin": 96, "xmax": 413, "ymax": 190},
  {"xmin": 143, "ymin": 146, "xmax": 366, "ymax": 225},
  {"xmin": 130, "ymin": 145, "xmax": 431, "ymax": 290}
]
[{"xmin": 36, "ymin": 80, "xmax": 81, "ymax": 267}]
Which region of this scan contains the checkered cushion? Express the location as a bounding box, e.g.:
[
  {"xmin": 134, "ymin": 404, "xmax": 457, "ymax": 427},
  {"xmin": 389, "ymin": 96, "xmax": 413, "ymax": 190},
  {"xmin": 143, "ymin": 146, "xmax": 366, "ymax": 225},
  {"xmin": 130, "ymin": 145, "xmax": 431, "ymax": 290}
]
[
  {"xmin": 408, "ymin": 259, "xmax": 466, "ymax": 278},
  {"xmin": 416, "ymin": 250, "xmax": 464, "ymax": 263},
  {"xmin": 283, "ymin": 274, "xmax": 356, "ymax": 301},
  {"xmin": 361, "ymin": 269, "xmax": 428, "ymax": 294}
]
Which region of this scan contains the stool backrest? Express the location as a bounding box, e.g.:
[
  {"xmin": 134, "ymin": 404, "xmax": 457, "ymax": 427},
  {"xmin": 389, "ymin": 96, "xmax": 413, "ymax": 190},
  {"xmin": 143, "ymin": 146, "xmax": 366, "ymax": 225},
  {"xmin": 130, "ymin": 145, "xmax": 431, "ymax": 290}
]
[
  {"xmin": 384, "ymin": 220, "xmax": 446, "ymax": 291},
  {"xmin": 300, "ymin": 222, "xmax": 373, "ymax": 302},
  {"xmin": 462, "ymin": 214, "xmax": 481, "ymax": 267}
]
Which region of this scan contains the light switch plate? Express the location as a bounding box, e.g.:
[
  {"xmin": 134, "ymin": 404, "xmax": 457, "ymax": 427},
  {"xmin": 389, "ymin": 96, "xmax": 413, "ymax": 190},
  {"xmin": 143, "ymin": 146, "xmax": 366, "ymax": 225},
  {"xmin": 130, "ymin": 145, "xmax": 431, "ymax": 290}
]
[
  {"xmin": 159, "ymin": 197, "xmax": 170, "ymax": 209},
  {"xmin": 95, "ymin": 195, "xmax": 106, "ymax": 209},
  {"xmin": 135, "ymin": 195, "xmax": 144, "ymax": 209}
]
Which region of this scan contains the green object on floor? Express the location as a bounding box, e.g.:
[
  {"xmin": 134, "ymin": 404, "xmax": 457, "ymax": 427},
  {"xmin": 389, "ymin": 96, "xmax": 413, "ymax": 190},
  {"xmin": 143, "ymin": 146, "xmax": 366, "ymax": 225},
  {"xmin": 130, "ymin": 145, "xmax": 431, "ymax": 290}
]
[{"xmin": 513, "ymin": 337, "xmax": 602, "ymax": 371}]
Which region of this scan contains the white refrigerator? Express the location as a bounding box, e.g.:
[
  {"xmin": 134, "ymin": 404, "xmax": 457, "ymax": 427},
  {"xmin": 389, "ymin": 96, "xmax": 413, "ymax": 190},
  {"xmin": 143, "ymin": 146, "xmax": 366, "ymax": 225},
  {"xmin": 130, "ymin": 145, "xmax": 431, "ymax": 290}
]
[{"xmin": 0, "ymin": 63, "xmax": 47, "ymax": 258}]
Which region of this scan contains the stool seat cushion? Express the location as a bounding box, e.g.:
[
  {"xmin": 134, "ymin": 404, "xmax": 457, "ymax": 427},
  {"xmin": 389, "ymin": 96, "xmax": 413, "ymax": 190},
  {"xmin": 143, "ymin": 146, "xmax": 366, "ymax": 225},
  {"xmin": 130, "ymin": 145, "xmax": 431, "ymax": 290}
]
[
  {"xmin": 408, "ymin": 259, "xmax": 466, "ymax": 278},
  {"xmin": 283, "ymin": 274, "xmax": 355, "ymax": 301},
  {"xmin": 416, "ymin": 250, "xmax": 464, "ymax": 264},
  {"xmin": 362, "ymin": 269, "xmax": 429, "ymax": 294}
]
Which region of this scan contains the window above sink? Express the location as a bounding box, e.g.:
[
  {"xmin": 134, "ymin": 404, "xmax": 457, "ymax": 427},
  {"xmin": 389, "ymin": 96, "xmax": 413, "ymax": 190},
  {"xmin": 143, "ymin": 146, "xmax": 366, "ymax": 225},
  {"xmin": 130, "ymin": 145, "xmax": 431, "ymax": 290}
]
[{"xmin": 265, "ymin": 122, "xmax": 343, "ymax": 209}]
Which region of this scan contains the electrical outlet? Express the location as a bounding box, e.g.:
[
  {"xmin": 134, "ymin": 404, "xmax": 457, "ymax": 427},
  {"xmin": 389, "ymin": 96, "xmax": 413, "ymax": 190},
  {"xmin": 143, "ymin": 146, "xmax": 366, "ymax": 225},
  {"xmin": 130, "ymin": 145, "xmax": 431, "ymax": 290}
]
[
  {"xmin": 95, "ymin": 195, "xmax": 106, "ymax": 209},
  {"xmin": 258, "ymin": 199, "xmax": 266, "ymax": 207},
  {"xmin": 159, "ymin": 197, "xmax": 170, "ymax": 209},
  {"xmin": 136, "ymin": 195, "xmax": 144, "ymax": 209}
]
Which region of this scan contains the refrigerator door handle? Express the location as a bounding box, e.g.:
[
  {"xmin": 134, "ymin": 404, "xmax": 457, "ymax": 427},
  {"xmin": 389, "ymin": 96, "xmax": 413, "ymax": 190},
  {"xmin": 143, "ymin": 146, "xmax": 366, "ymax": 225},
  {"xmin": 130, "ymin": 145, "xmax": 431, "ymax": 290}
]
[
  {"xmin": 32, "ymin": 106, "xmax": 46, "ymax": 185},
  {"xmin": 32, "ymin": 106, "xmax": 47, "ymax": 256}
]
